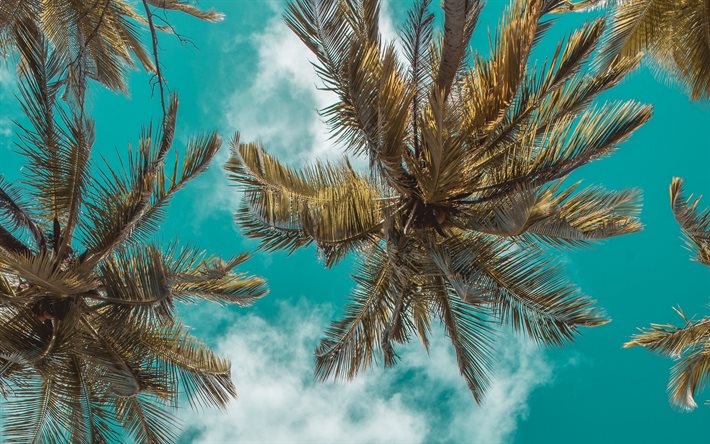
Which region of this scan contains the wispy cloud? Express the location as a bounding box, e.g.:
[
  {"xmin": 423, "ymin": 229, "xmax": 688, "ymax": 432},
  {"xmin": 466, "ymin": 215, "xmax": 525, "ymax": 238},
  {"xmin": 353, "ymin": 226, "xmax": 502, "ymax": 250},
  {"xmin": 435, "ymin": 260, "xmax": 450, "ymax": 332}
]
[
  {"xmin": 222, "ymin": 0, "xmax": 400, "ymax": 164},
  {"xmin": 196, "ymin": 1, "xmax": 400, "ymax": 226},
  {"xmin": 181, "ymin": 301, "xmax": 552, "ymax": 444},
  {"xmin": 0, "ymin": 66, "xmax": 17, "ymax": 138},
  {"xmin": 223, "ymin": 11, "xmax": 336, "ymax": 165}
]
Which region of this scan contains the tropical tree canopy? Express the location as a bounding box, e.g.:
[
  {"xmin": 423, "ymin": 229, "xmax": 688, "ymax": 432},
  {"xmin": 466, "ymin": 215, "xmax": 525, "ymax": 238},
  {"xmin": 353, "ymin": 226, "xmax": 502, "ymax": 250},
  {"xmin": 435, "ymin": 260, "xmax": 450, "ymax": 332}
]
[
  {"xmin": 0, "ymin": 0, "xmax": 223, "ymax": 99},
  {"xmin": 557, "ymin": 0, "xmax": 710, "ymax": 100},
  {"xmin": 625, "ymin": 178, "xmax": 710, "ymax": 410},
  {"xmin": 227, "ymin": 0, "xmax": 652, "ymax": 402},
  {"xmin": 0, "ymin": 28, "xmax": 266, "ymax": 443}
]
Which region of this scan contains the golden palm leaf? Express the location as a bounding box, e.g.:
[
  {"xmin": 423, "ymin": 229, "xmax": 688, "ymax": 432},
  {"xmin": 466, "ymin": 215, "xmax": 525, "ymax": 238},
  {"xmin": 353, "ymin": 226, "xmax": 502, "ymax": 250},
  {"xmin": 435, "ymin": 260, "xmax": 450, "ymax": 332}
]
[
  {"xmin": 558, "ymin": 0, "xmax": 710, "ymax": 100},
  {"xmin": 626, "ymin": 178, "xmax": 710, "ymax": 409},
  {"xmin": 0, "ymin": 0, "xmax": 222, "ymax": 97},
  {"xmin": 0, "ymin": 29, "xmax": 266, "ymax": 443},
  {"xmin": 229, "ymin": 0, "xmax": 650, "ymax": 403}
]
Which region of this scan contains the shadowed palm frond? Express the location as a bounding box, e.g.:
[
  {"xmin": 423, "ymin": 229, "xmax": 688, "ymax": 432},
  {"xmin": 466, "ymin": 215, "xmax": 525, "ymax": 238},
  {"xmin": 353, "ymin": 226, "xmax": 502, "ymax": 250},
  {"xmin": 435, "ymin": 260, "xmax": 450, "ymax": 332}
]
[{"xmin": 314, "ymin": 245, "xmax": 395, "ymax": 381}]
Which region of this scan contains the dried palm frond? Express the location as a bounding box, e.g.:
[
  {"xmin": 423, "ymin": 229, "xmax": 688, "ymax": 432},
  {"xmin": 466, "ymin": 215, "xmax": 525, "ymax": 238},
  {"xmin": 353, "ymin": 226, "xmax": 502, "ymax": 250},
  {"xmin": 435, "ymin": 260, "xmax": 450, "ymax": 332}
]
[
  {"xmin": 0, "ymin": 0, "xmax": 223, "ymax": 99},
  {"xmin": 626, "ymin": 178, "xmax": 710, "ymax": 409},
  {"xmin": 0, "ymin": 29, "xmax": 266, "ymax": 443},
  {"xmin": 229, "ymin": 0, "xmax": 650, "ymax": 403},
  {"xmin": 557, "ymin": 0, "xmax": 710, "ymax": 100}
]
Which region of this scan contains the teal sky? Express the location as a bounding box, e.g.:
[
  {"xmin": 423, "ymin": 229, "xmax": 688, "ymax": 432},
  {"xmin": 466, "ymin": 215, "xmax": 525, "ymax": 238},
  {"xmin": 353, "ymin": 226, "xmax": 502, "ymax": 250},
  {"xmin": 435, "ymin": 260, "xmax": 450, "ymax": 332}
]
[{"xmin": 1, "ymin": 1, "xmax": 710, "ymax": 443}]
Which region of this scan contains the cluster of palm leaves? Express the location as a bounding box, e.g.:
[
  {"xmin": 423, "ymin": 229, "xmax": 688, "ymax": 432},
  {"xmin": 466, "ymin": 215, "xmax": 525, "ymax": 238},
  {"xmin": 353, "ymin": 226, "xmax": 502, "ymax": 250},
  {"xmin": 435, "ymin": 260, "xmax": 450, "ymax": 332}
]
[
  {"xmin": 227, "ymin": 0, "xmax": 653, "ymax": 401},
  {"xmin": 558, "ymin": 0, "xmax": 710, "ymax": 100},
  {"xmin": 0, "ymin": 0, "xmax": 222, "ymax": 100},
  {"xmin": 0, "ymin": 3, "xmax": 267, "ymax": 443},
  {"xmin": 625, "ymin": 178, "xmax": 710, "ymax": 410}
]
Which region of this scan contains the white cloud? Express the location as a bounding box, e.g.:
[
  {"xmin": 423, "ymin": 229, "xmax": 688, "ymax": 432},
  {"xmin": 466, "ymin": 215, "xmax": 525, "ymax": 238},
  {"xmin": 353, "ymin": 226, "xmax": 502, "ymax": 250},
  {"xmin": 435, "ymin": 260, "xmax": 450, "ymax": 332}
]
[
  {"xmin": 223, "ymin": 5, "xmax": 338, "ymax": 166},
  {"xmin": 181, "ymin": 301, "xmax": 552, "ymax": 444},
  {"xmin": 222, "ymin": 0, "xmax": 400, "ymax": 164},
  {"xmin": 198, "ymin": 0, "xmax": 400, "ymax": 225},
  {"xmin": 0, "ymin": 66, "xmax": 17, "ymax": 143},
  {"xmin": 0, "ymin": 65, "xmax": 14, "ymax": 88}
]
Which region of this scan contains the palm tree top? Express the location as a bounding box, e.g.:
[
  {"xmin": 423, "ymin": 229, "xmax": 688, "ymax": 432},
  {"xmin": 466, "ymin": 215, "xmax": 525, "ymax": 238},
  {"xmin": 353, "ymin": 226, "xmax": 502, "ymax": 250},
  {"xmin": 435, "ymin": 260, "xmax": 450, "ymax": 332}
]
[
  {"xmin": 228, "ymin": 0, "xmax": 651, "ymax": 403},
  {"xmin": 0, "ymin": 28, "xmax": 266, "ymax": 443}
]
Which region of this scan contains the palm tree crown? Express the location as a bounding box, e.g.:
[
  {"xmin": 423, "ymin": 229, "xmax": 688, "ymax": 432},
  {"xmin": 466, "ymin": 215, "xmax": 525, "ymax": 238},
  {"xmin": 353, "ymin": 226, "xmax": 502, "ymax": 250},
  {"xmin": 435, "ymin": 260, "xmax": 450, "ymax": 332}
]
[
  {"xmin": 227, "ymin": 0, "xmax": 652, "ymax": 402},
  {"xmin": 0, "ymin": 0, "xmax": 222, "ymax": 97},
  {"xmin": 625, "ymin": 178, "xmax": 710, "ymax": 410},
  {"xmin": 0, "ymin": 30, "xmax": 266, "ymax": 443},
  {"xmin": 557, "ymin": 0, "xmax": 710, "ymax": 100}
]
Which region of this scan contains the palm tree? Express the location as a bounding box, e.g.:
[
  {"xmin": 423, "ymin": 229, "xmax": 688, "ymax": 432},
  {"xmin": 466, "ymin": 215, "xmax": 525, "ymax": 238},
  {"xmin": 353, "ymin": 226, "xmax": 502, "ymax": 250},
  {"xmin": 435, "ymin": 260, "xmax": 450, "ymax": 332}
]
[
  {"xmin": 227, "ymin": 0, "xmax": 651, "ymax": 402},
  {"xmin": 555, "ymin": 0, "xmax": 710, "ymax": 100},
  {"xmin": 625, "ymin": 178, "xmax": 710, "ymax": 410},
  {"xmin": 0, "ymin": 0, "xmax": 222, "ymax": 99},
  {"xmin": 0, "ymin": 28, "xmax": 266, "ymax": 443}
]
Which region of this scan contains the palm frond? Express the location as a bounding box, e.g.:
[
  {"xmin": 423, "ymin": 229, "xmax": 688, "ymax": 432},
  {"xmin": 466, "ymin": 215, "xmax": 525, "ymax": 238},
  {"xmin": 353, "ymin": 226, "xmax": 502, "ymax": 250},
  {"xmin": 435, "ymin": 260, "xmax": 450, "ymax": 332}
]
[
  {"xmin": 465, "ymin": 182, "xmax": 642, "ymax": 245},
  {"xmin": 1, "ymin": 376, "xmax": 72, "ymax": 444},
  {"xmin": 435, "ymin": 234, "xmax": 608, "ymax": 345},
  {"xmin": 460, "ymin": 0, "xmax": 544, "ymax": 133},
  {"xmin": 567, "ymin": 0, "xmax": 710, "ymax": 99},
  {"xmin": 597, "ymin": 0, "xmax": 676, "ymax": 67},
  {"xmin": 96, "ymin": 245, "xmax": 174, "ymax": 324},
  {"xmin": 670, "ymin": 177, "xmax": 710, "ymax": 266},
  {"xmin": 0, "ymin": 249, "xmax": 93, "ymax": 296},
  {"xmin": 228, "ymin": 139, "xmax": 384, "ymax": 266},
  {"xmin": 314, "ymin": 245, "xmax": 395, "ymax": 381},
  {"xmin": 625, "ymin": 178, "xmax": 710, "ymax": 410},
  {"xmin": 625, "ymin": 308, "xmax": 710, "ymax": 358},
  {"xmin": 3, "ymin": 0, "xmax": 223, "ymax": 94},
  {"xmin": 666, "ymin": 342, "xmax": 710, "ymax": 409},
  {"xmin": 145, "ymin": 0, "xmax": 224, "ymax": 22},
  {"xmin": 436, "ymin": 0, "xmax": 482, "ymax": 98},
  {"xmin": 81, "ymin": 99, "xmax": 221, "ymax": 268},
  {"xmin": 401, "ymin": 0, "xmax": 434, "ymax": 155},
  {"xmin": 165, "ymin": 246, "xmax": 267, "ymax": 306},
  {"xmin": 13, "ymin": 19, "xmax": 66, "ymax": 221},
  {"xmin": 117, "ymin": 394, "xmax": 179, "ymax": 444},
  {"xmin": 410, "ymin": 89, "xmax": 479, "ymax": 204},
  {"xmin": 476, "ymin": 18, "xmax": 606, "ymax": 161},
  {"xmin": 432, "ymin": 276, "xmax": 495, "ymax": 403},
  {"xmin": 472, "ymin": 100, "xmax": 651, "ymax": 203},
  {"xmin": 138, "ymin": 321, "xmax": 236, "ymax": 409},
  {"xmin": 0, "ymin": 176, "xmax": 44, "ymax": 248}
]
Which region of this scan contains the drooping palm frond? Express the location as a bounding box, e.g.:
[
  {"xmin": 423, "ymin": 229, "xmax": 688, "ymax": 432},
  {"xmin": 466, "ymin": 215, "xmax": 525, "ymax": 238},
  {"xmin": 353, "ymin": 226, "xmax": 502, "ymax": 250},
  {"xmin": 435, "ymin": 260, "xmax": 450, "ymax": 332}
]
[
  {"xmin": 0, "ymin": 29, "xmax": 267, "ymax": 442},
  {"xmin": 227, "ymin": 136, "xmax": 385, "ymax": 266},
  {"xmin": 626, "ymin": 178, "xmax": 710, "ymax": 410},
  {"xmin": 314, "ymin": 245, "xmax": 397, "ymax": 380},
  {"xmin": 0, "ymin": 0, "xmax": 223, "ymax": 97},
  {"xmin": 558, "ymin": 0, "xmax": 710, "ymax": 100},
  {"xmin": 626, "ymin": 309, "xmax": 710, "ymax": 409},
  {"xmin": 230, "ymin": 0, "xmax": 649, "ymax": 403}
]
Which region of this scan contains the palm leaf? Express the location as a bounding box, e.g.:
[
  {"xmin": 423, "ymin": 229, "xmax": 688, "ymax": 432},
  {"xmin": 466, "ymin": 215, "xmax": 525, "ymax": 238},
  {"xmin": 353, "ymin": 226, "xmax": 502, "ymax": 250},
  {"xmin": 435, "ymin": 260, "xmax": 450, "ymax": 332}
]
[
  {"xmin": 228, "ymin": 139, "xmax": 384, "ymax": 266},
  {"xmin": 314, "ymin": 245, "xmax": 395, "ymax": 381},
  {"xmin": 670, "ymin": 177, "xmax": 710, "ymax": 266}
]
